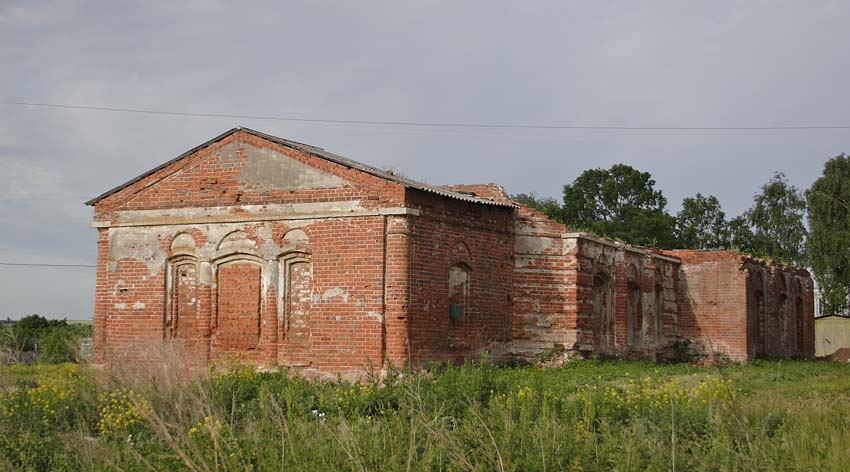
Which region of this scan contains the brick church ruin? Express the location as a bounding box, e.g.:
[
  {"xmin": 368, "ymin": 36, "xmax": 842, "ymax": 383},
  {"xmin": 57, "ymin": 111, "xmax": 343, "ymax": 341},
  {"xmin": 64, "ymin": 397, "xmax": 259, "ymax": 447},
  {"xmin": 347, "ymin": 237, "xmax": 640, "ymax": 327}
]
[{"xmin": 87, "ymin": 127, "xmax": 815, "ymax": 375}]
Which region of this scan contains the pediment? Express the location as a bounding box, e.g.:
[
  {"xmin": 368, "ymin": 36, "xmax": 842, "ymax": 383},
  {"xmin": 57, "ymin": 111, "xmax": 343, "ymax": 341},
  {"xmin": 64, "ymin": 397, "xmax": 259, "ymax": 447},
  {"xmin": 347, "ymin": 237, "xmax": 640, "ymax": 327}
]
[
  {"xmin": 234, "ymin": 141, "xmax": 347, "ymax": 191},
  {"xmin": 109, "ymin": 136, "xmax": 353, "ymax": 210}
]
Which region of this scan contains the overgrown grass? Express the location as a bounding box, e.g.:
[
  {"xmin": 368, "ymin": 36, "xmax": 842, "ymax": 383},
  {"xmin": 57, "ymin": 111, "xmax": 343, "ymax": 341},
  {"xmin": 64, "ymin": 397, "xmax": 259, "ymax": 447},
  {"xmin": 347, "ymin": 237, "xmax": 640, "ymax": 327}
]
[{"xmin": 1, "ymin": 359, "xmax": 849, "ymax": 471}]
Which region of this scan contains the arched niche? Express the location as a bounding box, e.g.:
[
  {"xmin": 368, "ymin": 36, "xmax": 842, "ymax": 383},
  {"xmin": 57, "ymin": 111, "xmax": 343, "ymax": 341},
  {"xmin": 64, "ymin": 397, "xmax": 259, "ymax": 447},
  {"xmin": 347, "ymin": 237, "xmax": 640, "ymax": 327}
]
[
  {"xmin": 626, "ymin": 265, "xmax": 643, "ymax": 348},
  {"xmin": 755, "ymin": 288, "xmax": 766, "ymax": 353},
  {"xmin": 170, "ymin": 232, "xmax": 197, "ymax": 256},
  {"xmin": 591, "ymin": 270, "xmax": 613, "ymax": 352},
  {"xmin": 654, "ymin": 268, "xmax": 665, "ymax": 343},
  {"xmin": 282, "ymin": 228, "xmax": 309, "ymax": 245},
  {"xmin": 450, "ymin": 241, "xmax": 472, "ymax": 267},
  {"xmin": 278, "ymin": 246, "xmax": 313, "ymax": 352},
  {"xmin": 165, "ymin": 232, "xmax": 199, "ymax": 339},
  {"xmin": 217, "ymin": 230, "xmax": 258, "ymax": 256},
  {"xmin": 795, "ymin": 296, "xmax": 804, "ymax": 353},
  {"xmin": 165, "ymin": 254, "xmax": 199, "ymax": 340},
  {"xmin": 448, "ymin": 262, "xmax": 471, "ymax": 322}
]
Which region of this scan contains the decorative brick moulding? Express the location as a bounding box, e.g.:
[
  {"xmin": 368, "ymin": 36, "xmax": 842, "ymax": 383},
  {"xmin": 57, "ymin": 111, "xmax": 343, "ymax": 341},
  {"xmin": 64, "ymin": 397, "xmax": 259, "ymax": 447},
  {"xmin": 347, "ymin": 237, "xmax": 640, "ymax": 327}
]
[{"xmin": 87, "ymin": 127, "xmax": 814, "ymax": 376}]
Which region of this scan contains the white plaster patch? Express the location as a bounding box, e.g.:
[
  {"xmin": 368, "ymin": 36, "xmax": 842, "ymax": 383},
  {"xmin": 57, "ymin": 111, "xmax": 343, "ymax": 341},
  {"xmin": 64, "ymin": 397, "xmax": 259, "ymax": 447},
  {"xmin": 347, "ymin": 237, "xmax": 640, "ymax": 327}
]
[
  {"xmin": 238, "ymin": 142, "xmax": 347, "ymax": 191},
  {"xmin": 132, "ymin": 301, "xmax": 145, "ymax": 310},
  {"xmin": 365, "ymin": 311, "xmax": 383, "ymax": 321},
  {"xmin": 321, "ymin": 287, "xmax": 350, "ymax": 303},
  {"xmin": 115, "ymin": 303, "xmax": 127, "ymax": 309},
  {"xmin": 514, "ymin": 234, "xmax": 556, "ymax": 255},
  {"xmin": 257, "ymin": 223, "xmax": 273, "ymax": 241},
  {"xmin": 108, "ymin": 227, "xmax": 168, "ymax": 276}
]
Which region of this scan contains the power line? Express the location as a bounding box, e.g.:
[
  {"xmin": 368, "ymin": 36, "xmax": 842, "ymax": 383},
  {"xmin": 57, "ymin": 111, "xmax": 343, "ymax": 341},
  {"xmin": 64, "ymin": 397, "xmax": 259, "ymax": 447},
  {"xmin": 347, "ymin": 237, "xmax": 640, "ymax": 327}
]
[
  {"xmin": 7, "ymin": 101, "xmax": 850, "ymax": 131},
  {"xmin": 0, "ymin": 262, "xmax": 96, "ymax": 268}
]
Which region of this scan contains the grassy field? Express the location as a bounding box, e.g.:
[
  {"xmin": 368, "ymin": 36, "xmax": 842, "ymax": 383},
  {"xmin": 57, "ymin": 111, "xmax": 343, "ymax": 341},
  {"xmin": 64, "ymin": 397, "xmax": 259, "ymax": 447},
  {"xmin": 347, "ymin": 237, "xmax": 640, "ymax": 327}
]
[{"xmin": 1, "ymin": 359, "xmax": 849, "ymax": 471}]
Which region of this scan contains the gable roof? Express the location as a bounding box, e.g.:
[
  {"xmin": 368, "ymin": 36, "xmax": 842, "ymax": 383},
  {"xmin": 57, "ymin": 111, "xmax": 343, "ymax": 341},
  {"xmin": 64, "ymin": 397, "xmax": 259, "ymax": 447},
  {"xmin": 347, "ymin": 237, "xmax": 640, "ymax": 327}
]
[{"xmin": 85, "ymin": 127, "xmax": 515, "ymax": 207}]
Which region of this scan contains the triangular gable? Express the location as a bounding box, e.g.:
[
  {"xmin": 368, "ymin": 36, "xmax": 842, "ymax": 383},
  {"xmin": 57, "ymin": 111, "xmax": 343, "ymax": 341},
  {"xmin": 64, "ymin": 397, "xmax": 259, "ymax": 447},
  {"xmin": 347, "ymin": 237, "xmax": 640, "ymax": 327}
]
[{"xmin": 86, "ymin": 127, "xmax": 515, "ymax": 208}]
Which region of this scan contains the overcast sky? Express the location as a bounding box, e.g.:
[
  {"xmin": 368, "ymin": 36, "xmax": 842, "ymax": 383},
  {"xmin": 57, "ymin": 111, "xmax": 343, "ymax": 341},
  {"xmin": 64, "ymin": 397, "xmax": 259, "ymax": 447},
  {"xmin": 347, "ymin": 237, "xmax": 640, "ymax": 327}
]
[{"xmin": 1, "ymin": 1, "xmax": 848, "ymax": 320}]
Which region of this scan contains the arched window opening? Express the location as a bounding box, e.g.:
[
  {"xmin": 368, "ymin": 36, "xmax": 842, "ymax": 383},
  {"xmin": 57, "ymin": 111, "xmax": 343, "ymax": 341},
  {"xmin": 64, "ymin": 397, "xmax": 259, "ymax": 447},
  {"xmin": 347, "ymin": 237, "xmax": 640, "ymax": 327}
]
[
  {"xmin": 213, "ymin": 255, "xmax": 264, "ymax": 352},
  {"xmin": 592, "ymin": 272, "xmax": 611, "ymax": 350},
  {"xmin": 795, "ymin": 297, "xmax": 804, "ymax": 353},
  {"xmin": 626, "ymin": 266, "xmax": 643, "ymax": 348},
  {"xmin": 279, "ymin": 229, "xmax": 313, "ymax": 351},
  {"xmin": 778, "ymin": 293, "xmax": 788, "ymax": 349},
  {"xmin": 165, "ymin": 233, "xmax": 198, "ymax": 340},
  {"xmin": 448, "ymin": 263, "xmax": 471, "ymax": 322},
  {"xmin": 756, "ymin": 290, "xmax": 766, "ymax": 351},
  {"xmin": 627, "ymin": 280, "xmax": 643, "ymax": 347},
  {"xmin": 167, "ymin": 257, "xmax": 199, "ymax": 339},
  {"xmin": 655, "ymin": 284, "xmax": 664, "ymax": 343}
]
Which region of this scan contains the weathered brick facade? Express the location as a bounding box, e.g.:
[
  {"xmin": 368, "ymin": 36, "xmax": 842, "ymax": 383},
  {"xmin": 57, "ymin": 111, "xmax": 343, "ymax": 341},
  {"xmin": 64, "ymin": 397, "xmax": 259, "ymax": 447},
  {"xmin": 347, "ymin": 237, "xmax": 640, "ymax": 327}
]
[
  {"xmin": 87, "ymin": 127, "xmax": 814, "ymax": 375},
  {"xmin": 666, "ymin": 250, "xmax": 814, "ymax": 360}
]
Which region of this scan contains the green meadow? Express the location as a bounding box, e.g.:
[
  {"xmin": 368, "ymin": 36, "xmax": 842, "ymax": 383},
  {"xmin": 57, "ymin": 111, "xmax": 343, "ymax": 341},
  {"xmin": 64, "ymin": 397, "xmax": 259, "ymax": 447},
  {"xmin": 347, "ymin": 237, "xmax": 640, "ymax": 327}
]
[{"xmin": 1, "ymin": 359, "xmax": 849, "ymax": 471}]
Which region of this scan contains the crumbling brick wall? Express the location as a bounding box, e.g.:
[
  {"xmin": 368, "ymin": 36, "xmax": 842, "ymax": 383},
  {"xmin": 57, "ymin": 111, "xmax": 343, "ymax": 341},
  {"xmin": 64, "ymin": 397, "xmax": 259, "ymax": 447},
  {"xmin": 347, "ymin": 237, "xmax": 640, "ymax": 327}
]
[
  {"xmin": 405, "ymin": 188, "xmax": 515, "ymax": 367},
  {"xmin": 573, "ymin": 237, "xmax": 679, "ymax": 361},
  {"xmin": 743, "ymin": 258, "xmax": 814, "ymax": 359},
  {"xmin": 667, "ymin": 250, "xmax": 750, "ymax": 360},
  {"xmin": 666, "ymin": 250, "xmax": 814, "ymax": 360},
  {"xmin": 89, "ymin": 128, "xmax": 816, "ymax": 375},
  {"xmin": 91, "ymin": 130, "xmax": 408, "ymax": 375},
  {"xmin": 509, "ymin": 204, "xmax": 576, "ymax": 358},
  {"xmin": 507, "ymin": 206, "xmax": 680, "ymax": 362}
]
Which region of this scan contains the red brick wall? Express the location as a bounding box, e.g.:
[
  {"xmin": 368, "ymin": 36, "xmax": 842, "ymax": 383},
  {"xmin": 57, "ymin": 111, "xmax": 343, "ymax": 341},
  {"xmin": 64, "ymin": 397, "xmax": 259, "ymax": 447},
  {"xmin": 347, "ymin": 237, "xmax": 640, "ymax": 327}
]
[
  {"xmin": 666, "ymin": 250, "xmax": 749, "ymax": 360},
  {"xmin": 92, "ymin": 228, "xmax": 109, "ymax": 363},
  {"xmin": 665, "ymin": 251, "xmax": 815, "ymax": 360},
  {"xmin": 91, "ymin": 130, "xmax": 815, "ymax": 373},
  {"xmin": 384, "ymin": 215, "xmax": 411, "ymax": 367},
  {"xmin": 405, "ymin": 189, "xmax": 515, "ymax": 367},
  {"xmin": 743, "ymin": 259, "xmax": 814, "ymax": 359},
  {"xmin": 215, "ymin": 262, "xmax": 262, "ymax": 354},
  {"xmin": 510, "ymin": 205, "xmax": 576, "ymax": 357},
  {"xmin": 573, "ymin": 238, "xmax": 679, "ymax": 360},
  {"xmin": 92, "ymin": 129, "xmax": 400, "ymax": 375}
]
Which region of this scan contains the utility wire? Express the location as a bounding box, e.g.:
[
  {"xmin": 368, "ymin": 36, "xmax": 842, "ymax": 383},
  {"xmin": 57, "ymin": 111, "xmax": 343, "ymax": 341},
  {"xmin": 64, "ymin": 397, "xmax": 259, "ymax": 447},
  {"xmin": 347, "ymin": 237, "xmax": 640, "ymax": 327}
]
[
  {"xmin": 7, "ymin": 101, "xmax": 850, "ymax": 131},
  {"xmin": 0, "ymin": 262, "xmax": 96, "ymax": 268}
]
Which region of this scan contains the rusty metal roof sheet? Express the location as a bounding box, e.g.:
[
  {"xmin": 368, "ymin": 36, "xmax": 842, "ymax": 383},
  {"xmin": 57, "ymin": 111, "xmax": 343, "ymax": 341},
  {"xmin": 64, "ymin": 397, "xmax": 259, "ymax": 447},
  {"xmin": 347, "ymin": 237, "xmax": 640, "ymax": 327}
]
[{"xmin": 85, "ymin": 126, "xmax": 515, "ymax": 208}]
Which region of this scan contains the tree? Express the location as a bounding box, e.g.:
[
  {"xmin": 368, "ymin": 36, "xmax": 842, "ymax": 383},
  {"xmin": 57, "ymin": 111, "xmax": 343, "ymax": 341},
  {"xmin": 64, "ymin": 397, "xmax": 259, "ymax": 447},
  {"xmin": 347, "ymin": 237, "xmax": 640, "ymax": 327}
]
[
  {"xmin": 807, "ymin": 154, "xmax": 850, "ymax": 315},
  {"xmin": 675, "ymin": 193, "xmax": 730, "ymax": 250},
  {"xmin": 728, "ymin": 215, "xmax": 755, "ymax": 254},
  {"xmin": 561, "ymin": 164, "xmax": 677, "ymax": 248},
  {"xmin": 736, "ymin": 172, "xmax": 808, "ymax": 266},
  {"xmin": 10, "ymin": 314, "xmax": 55, "ymax": 352},
  {"xmin": 510, "ymin": 192, "xmax": 562, "ymax": 221}
]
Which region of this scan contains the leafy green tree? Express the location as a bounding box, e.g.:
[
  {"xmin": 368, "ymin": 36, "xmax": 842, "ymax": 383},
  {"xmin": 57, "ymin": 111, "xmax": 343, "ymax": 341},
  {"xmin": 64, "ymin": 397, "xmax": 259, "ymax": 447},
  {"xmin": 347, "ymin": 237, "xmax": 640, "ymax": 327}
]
[
  {"xmin": 675, "ymin": 193, "xmax": 730, "ymax": 249},
  {"xmin": 807, "ymin": 154, "xmax": 850, "ymax": 315},
  {"xmin": 0, "ymin": 315, "xmax": 92, "ymax": 364},
  {"xmin": 10, "ymin": 314, "xmax": 54, "ymax": 352},
  {"xmin": 728, "ymin": 215, "xmax": 755, "ymax": 254},
  {"xmin": 510, "ymin": 192, "xmax": 562, "ymax": 221},
  {"xmin": 735, "ymin": 172, "xmax": 808, "ymax": 266},
  {"xmin": 561, "ymin": 164, "xmax": 677, "ymax": 248}
]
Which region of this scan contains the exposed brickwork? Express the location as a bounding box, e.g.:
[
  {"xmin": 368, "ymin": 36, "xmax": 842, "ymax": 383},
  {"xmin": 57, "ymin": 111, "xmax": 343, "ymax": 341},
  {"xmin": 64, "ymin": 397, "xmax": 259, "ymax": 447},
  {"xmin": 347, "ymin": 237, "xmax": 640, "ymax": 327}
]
[
  {"xmin": 406, "ymin": 188, "xmax": 515, "ymax": 367},
  {"xmin": 89, "ymin": 128, "xmax": 815, "ymax": 376},
  {"xmin": 665, "ymin": 250, "xmax": 814, "ymax": 360},
  {"xmin": 215, "ymin": 262, "xmax": 262, "ymax": 353},
  {"xmin": 510, "ymin": 204, "xmax": 576, "ymax": 357}
]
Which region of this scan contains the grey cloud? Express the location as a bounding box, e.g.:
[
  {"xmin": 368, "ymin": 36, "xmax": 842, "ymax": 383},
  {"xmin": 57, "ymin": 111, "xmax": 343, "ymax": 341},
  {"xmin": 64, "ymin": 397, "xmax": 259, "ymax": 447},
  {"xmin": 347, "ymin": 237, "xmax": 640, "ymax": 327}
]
[{"xmin": 1, "ymin": 0, "xmax": 848, "ymax": 319}]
